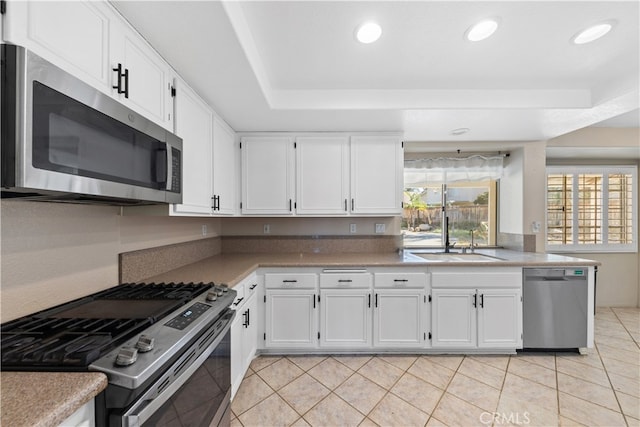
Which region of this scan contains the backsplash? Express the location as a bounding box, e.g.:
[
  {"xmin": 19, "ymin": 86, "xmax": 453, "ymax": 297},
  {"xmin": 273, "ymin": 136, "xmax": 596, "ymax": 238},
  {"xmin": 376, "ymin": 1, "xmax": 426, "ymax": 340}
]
[
  {"xmin": 221, "ymin": 235, "xmax": 401, "ymax": 254},
  {"xmin": 120, "ymin": 236, "xmax": 222, "ymax": 283},
  {"xmin": 497, "ymin": 232, "xmax": 537, "ymax": 252}
]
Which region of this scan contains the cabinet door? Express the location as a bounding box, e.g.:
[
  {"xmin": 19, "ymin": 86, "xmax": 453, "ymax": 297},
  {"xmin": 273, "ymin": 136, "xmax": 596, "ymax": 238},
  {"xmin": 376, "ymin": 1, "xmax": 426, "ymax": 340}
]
[
  {"xmin": 374, "ymin": 290, "xmax": 424, "ymax": 348},
  {"xmin": 212, "ymin": 117, "xmax": 237, "ymax": 215},
  {"xmin": 171, "ymin": 80, "xmax": 213, "ymax": 215},
  {"xmin": 350, "ymin": 136, "xmax": 402, "ymax": 215},
  {"xmin": 110, "ymin": 19, "xmax": 175, "ymax": 130},
  {"xmin": 478, "ymin": 288, "xmax": 522, "ymax": 349},
  {"xmin": 230, "ymin": 311, "xmax": 244, "ymax": 399},
  {"xmin": 3, "ymin": 1, "xmax": 111, "ymax": 91},
  {"xmin": 265, "ymin": 290, "xmax": 317, "ymax": 348},
  {"xmin": 241, "ymin": 137, "xmax": 294, "ymax": 215},
  {"xmin": 431, "ymin": 288, "xmax": 477, "ymax": 348},
  {"xmin": 243, "ymin": 293, "xmax": 258, "ymax": 368},
  {"xmin": 320, "ymin": 289, "xmax": 371, "ymax": 348},
  {"xmin": 296, "ymin": 137, "xmax": 349, "ymax": 215}
]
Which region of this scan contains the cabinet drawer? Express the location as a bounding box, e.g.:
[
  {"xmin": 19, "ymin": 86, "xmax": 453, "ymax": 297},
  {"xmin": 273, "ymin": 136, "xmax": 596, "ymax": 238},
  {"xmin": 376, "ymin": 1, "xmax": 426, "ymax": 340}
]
[
  {"xmin": 374, "ymin": 272, "xmax": 427, "ymax": 288},
  {"xmin": 244, "ymin": 276, "xmax": 259, "ymax": 298},
  {"xmin": 231, "ymin": 282, "xmax": 246, "ymax": 309},
  {"xmin": 431, "ymin": 268, "xmax": 522, "ymax": 288},
  {"xmin": 265, "ymin": 273, "xmax": 318, "ymax": 289},
  {"xmin": 320, "ymin": 273, "xmax": 371, "ymax": 288}
]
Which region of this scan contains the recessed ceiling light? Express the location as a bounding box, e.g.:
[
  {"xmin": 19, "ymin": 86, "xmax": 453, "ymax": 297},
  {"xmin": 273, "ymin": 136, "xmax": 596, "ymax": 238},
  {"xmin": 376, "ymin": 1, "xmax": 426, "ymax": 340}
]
[
  {"xmin": 572, "ymin": 22, "xmax": 614, "ymax": 44},
  {"xmin": 465, "ymin": 19, "xmax": 499, "ymax": 42},
  {"xmin": 356, "ymin": 22, "xmax": 382, "ymax": 44},
  {"xmin": 451, "ymin": 128, "xmax": 470, "ymax": 136}
]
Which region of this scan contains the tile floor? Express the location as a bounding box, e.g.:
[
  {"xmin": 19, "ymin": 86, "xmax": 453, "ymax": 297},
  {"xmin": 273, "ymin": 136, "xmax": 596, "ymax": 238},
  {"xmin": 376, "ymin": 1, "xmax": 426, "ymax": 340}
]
[{"xmin": 231, "ymin": 307, "xmax": 639, "ymax": 427}]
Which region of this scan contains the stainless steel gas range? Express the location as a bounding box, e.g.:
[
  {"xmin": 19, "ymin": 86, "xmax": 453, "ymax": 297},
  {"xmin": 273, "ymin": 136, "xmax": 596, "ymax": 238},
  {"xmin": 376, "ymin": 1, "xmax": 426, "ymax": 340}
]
[{"xmin": 1, "ymin": 282, "xmax": 236, "ymax": 427}]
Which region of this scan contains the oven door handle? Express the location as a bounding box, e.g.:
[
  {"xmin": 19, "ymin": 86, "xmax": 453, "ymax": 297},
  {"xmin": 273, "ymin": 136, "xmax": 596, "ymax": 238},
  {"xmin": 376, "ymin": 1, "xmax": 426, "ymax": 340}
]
[{"xmin": 121, "ymin": 311, "xmax": 235, "ymax": 427}]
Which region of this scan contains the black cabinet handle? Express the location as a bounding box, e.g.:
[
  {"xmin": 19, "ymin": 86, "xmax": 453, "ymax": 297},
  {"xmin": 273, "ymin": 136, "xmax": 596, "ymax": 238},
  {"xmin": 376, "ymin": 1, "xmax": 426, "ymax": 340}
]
[
  {"xmin": 351, "ymin": 198, "xmax": 355, "ymax": 211},
  {"xmin": 282, "ymin": 280, "xmax": 297, "ymax": 283},
  {"xmin": 247, "ymin": 308, "xmax": 250, "ymax": 327},
  {"xmin": 250, "ymin": 284, "xmax": 258, "ymax": 290},
  {"xmin": 233, "ymin": 297, "xmax": 244, "ymax": 307},
  {"xmin": 289, "ymin": 199, "xmax": 292, "ymax": 211},
  {"xmin": 313, "ymin": 295, "xmax": 316, "ymax": 309},
  {"xmin": 368, "ymin": 294, "xmax": 371, "ymax": 308},
  {"xmin": 393, "ymin": 279, "xmax": 409, "ymax": 283},
  {"xmin": 243, "ymin": 310, "xmax": 248, "ymax": 328},
  {"xmin": 338, "ymin": 279, "xmax": 353, "ymax": 283},
  {"xmin": 480, "ymin": 294, "xmax": 484, "ymax": 308},
  {"xmin": 112, "ymin": 63, "xmax": 129, "ymax": 98},
  {"xmin": 375, "ymin": 293, "xmax": 378, "ymax": 308},
  {"xmin": 344, "ymin": 199, "xmax": 347, "ymax": 211},
  {"xmin": 472, "ymin": 294, "xmax": 477, "ymax": 308}
]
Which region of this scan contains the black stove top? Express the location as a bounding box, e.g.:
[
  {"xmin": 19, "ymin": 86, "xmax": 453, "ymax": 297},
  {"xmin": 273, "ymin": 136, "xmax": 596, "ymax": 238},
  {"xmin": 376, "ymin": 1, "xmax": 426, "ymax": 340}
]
[{"xmin": 1, "ymin": 282, "xmax": 214, "ymax": 370}]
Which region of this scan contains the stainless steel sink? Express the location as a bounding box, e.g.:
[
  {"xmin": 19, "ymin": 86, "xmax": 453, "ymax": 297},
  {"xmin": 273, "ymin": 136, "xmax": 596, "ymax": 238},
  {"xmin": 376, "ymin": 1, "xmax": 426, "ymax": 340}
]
[{"xmin": 408, "ymin": 251, "xmax": 504, "ymax": 262}]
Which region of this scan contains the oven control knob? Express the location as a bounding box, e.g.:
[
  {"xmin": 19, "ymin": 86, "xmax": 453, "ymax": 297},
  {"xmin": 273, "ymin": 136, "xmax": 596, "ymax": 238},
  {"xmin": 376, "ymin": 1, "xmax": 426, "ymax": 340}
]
[
  {"xmin": 206, "ymin": 291, "xmax": 218, "ymax": 302},
  {"xmin": 135, "ymin": 335, "xmax": 155, "ymax": 352},
  {"xmin": 216, "ymin": 288, "xmax": 224, "ymax": 297},
  {"xmin": 115, "ymin": 347, "xmax": 138, "ymax": 366},
  {"xmin": 220, "ymin": 284, "xmax": 229, "ymax": 293}
]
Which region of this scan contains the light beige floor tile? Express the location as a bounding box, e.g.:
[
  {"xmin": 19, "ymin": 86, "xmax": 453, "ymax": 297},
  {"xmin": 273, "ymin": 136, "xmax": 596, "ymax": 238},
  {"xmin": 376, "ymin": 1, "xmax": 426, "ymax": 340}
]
[
  {"xmin": 626, "ymin": 415, "xmax": 640, "ymax": 427},
  {"xmin": 446, "ymin": 372, "xmax": 501, "ymax": 412},
  {"xmin": 379, "ymin": 354, "xmax": 418, "ymax": 371},
  {"xmin": 595, "ymin": 333, "xmax": 640, "ymax": 352},
  {"xmin": 457, "ymin": 357, "xmax": 505, "ymax": 390},
  {"xmin": 616, "ymin": 391, "xmax": 640, "ymax": 419},
  {"xmin": 512, "ymin": 352, "xmax": 556, "ymax": 371},
  {"xmin": 358, "ymin": 417, "xmax": 380, "ymax": 427},
  {"xmin": 408, "ymin": 357, "xmax": 456, "ymax": 390},
  {"xmin": 557, "ymin": 372, "xmax": 619, "ymax": 411},
  {"xmin": 559, "ymin": 415, "xmax": 587, "ymax": 426},
  {"xmin": 286, "ymin": 355, "xmax": 327, "ymax": 371},
  {"xmin": 291, "ymin": 417, "xmax": 311, "ymax": 427},
  {"xmin": 390, "ymin": 372, "xmax": 444, "ymax": 415},
  {"xmin": 425, "ymin": 417, "xmax": 447, "ymax": 427},
  {"xmin": 303, "ymin": 393, "xmax": 365, "ymax": 427},
  {"xmin": 432, "ymin": 392, "xmax": 487, "ymax": 427},
  {"xmin": 501, "ymin": 373, "xmax": 558, "ymax": 411},
  {"xmin": 358, "ymin": 357, "xmax": 405, "ymax": 390},
  {"xmin": 278, "ymin": 373, "xmax": 330, "ymax": 415},
  {"xmin": 230, "ymin": 416, "xmax": 243, "ymax": 427},
  {"xmin": 238, "ymin": 393, "xmax": 299, "ymax": 427},
  {"xmin": 231, "ymin": 374, "xmax": 274, "ymax": 415},
  {"xmin": 559, "ymin": 391, "xmax": 626, "ymax": 427},
  {"xmin": 609, "ymin": 371, "xmax": 640, "ymax": 397},
  {"xmin": 308, "ymin": 357, "xmax": 354, "ymax": 390},
  {"xmin": 334, "ymin": 355, "xmax": 373, "ymax": 371},
  {"xmin": 426, "ymin": 355, "xmax": 464, "ymax": 371},
  {"xmin": 335, "ymin": 372, "xmax": 387, "ymax": 415},
  {"xmin": 596, "ymin": 343, "xmax": 640, "ymax": 366},
  {"xmin": 557, "ymin": 351, "xmax": 604, "ymax": 369},
  {"xmin": 249, "ymin": 355, "xmax": 282, "ymax": 372},
  {"xmin": 508, "ymin": 357, "xmax": 557, "ymax": 389},
  {"xmin": 369, "ymin": 392, "xmax": 430, "ymax": 427},
  {"xmin": 496, "ymin": 394, "xmax": 559, "ymax": 427},
  {"xmin": 469, "ymin": 355, "xmax": 510, "ymax": 371},
  {"xmin": 257, "ymin": 357, "xmax": 305, "ymax": 391},
  {"xmin": 601, "ymin": 355, "xmax": 640, "ymax": 380},
  {"xmin": 556, "ymin": 356, "xmax": 611, "ymax": 387}
]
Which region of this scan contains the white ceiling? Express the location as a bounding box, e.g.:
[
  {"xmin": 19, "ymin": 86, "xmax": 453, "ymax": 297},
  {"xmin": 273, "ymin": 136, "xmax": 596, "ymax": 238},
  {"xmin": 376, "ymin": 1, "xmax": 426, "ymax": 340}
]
[{"xmin": 112, "ymin": 0, "xmax": 639, "ymax": 143}]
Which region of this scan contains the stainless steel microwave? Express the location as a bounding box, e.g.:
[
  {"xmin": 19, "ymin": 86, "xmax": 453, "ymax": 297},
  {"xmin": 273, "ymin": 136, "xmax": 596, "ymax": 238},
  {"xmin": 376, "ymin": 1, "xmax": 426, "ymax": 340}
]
[{"xmin": 1, "ymin": 44, "xmax": 182, "ymax": 205}]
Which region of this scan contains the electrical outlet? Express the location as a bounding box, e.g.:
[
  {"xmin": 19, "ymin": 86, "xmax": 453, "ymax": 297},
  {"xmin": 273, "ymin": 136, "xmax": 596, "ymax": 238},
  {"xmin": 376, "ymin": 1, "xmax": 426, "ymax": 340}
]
[
  {"xmin": 263, "ymin": 224, "xmax": 271, "ymax": 234},
  {"xmin": 350, "ymin": 223, "xmax": 357, "ymax": 234},
  {"xmin": 375, "ymin": 223, "xmax": 386, "ymax": 234},
  {"xmin": 201, "ymin": 225, "xmax": 207, "ymax": 236},
  {"xmin": 531, "ymin": 221, "xmax": 541, "ymax": 234}
]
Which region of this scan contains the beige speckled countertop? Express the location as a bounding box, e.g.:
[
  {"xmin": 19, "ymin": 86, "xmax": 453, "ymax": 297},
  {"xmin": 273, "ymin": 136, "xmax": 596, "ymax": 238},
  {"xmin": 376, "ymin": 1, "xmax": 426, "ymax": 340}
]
[
  {"xmin": 2, "ymin": 249, "xmax": 597, "ymax": 426},
  {"xmin": 145, "ymin": 249, "xmax": 599, "ymax": 286},
  {"xmin": 1, "ymin": 371, "xmax": 107, "ymax": 427}
]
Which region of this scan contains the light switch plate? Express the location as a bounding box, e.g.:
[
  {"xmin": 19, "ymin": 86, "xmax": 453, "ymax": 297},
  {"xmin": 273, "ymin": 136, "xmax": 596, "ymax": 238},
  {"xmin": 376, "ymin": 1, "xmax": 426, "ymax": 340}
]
[
  {"xmin": 350, "ymin": 223, "xmax": 357, "ymax": 234},
  {"xmin": 375, "ymin": 223, "xmax": 385, "ymax": 234}
]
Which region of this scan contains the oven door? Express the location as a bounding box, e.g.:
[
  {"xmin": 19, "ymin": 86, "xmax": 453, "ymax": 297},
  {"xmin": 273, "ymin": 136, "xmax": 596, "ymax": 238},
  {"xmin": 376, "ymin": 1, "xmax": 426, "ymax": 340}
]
[{"xmin": 117, "ymin": 311, "xmax": 234, "ymax": 427}]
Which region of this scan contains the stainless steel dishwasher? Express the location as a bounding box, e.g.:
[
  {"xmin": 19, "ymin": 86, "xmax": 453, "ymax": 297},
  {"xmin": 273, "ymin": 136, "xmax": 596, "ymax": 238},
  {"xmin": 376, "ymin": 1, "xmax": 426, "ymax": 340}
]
[{"xmin": 523, "ymin": 268, "xmax": 588, "ymax": 350}]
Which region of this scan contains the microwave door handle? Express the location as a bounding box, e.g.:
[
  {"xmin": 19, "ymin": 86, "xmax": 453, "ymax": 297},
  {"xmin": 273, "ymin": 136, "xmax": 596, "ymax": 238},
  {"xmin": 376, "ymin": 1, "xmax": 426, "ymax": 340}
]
[{"xmin": 156, "ymin": 148, "xmax": 168, "ymax": 189}]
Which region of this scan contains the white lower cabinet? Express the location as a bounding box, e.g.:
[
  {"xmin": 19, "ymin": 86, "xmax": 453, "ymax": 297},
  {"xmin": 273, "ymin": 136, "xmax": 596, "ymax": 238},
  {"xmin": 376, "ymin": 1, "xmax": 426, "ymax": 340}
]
[
  {"xmin": 231, "ymin": 275, "xmax": 259, "ymax": 399},
  {"xmin": 60, "ymin": 398, "xmax": 95, "ymax": 427},
  {"xmin": 265, "ymin": 290, "xmax": 317, "ymax": 348},
  {"xmin": 373, "ymin": 271, "xmax": 429, "ymax": 348},
  {"xmin": 430, "ymin": 267, "xmax": 523, "ymax": 350}
]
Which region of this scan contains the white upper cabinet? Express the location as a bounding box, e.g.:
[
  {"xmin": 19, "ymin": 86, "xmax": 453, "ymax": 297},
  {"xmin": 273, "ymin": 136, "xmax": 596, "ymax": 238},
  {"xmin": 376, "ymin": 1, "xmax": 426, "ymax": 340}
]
[
  {"xmin": 241, "ymin": 137, "xmax": 295, "ymax": 215},
  {"xmin": 212, "ymin": 118, "xmax": 237, "ymax": 215},
  {"xmin": 171, "ymin": 79, "xmax": 213, "ymax": 215},
  {"xmin": 3, "ymin": 1, "xmax": 111, "ymax": 90},
  {"xmin": 3, "ymin": 1, "xmax": 174, "ymax": 131},
  {"xmin": 350, "ymin": 136, "xmax": 403, "ymax": 215},
  {"xmin": 109, "ymin": 18, "xmax": 175, "ymax": 130},
  {"xmin": 295, "ymin": 136, "xmax": 349, "ymax": 215}
]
